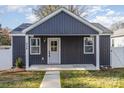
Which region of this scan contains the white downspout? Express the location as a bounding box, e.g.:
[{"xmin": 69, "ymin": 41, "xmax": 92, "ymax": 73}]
[
  {"xmin": 96, "ymin": 35, "xmax": 100, "ymax": 70},
  {"xmin": 25, "ymin": 35, "xmax": 29, "ymax": 70}
]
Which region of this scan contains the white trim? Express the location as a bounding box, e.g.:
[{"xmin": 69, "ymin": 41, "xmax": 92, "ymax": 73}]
[
  {"xmin": 27, "ymin": 34, "xmax": 99, "ymax": 36},
  {"xmin": 10, "ymin": 34, "xmax": 111, "ymax": 36},
  {"xmin": 47, "ymin": 38, "xmax": 61, "ymax": 64},
  {"xmin": 96, "ymin": 35, "xmax": 100, "ymax": 70},
  {"xmin": 25, "ymin": 34, "xmax": 110, "ymax": 36},
  {"xmin": 10, "ymin": 34, "xmax": 25, "ymax": 36},
  {"xmin": 22, "ymin": 8, "xmax": 103, "ymax": 34},
  {"xmin": 30, "ymin": 37, "xmax": 41, "ymax": 55},
  {"xmin": 10, "ymin": 33, "xmax": 111, "ymax": 37},
  {"xmin": 59, "ymin": 38, "xmax": 61, "ymax": 64},
  {"xmin": 84, "ymin": 37, "xmax": 94, "ymax": 54},
  {"xmin": 11, "ymin": 36, "xmax": 13, "ymax": 67},
  {"xmin": 47, "ymin": 38, "xmax": 49, "ymax": 64},
  {"xmin": 99, "ymin": 34, "xmax": 111, "ymax": 35},
  {"xmin": 25, "ymin": 35, "xmax": 29, "ymax": 69},
  {"xmin": 110, "ymin": 37, "xmax": 112, "ymax": 67}
]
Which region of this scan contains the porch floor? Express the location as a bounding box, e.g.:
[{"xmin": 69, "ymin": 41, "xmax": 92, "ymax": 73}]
[{"xmin": 27, "ymin": 64, "xmax": 97, "ymax": 71}]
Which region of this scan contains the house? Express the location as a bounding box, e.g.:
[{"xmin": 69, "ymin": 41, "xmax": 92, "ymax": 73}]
[
  {"xmin": 111, "ymin": 29, "xmax": 124, "ymax": 47},
  {"xmin": 11, "ymin": 8, "xmax": 112, "ymax": 70}
]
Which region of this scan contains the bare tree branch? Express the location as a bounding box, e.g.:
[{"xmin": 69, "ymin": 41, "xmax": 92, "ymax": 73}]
[
  {"xmin": 110, "ymin": 21, "xmax": 124, "ymax": 31},
  {"xmin": 33, "ymin": 5, "xmax": 90, "ymax": 21}
]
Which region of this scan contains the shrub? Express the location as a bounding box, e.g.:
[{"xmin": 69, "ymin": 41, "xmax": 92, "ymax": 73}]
[{"xmin": 15, "ymin": 57, "xmax": 23, "ymax": 68}]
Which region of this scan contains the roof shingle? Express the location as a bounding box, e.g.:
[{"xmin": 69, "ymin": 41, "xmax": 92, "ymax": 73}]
[{"xmin": 11, "ymin": 23, "xmax": 32, "ymax": 34}]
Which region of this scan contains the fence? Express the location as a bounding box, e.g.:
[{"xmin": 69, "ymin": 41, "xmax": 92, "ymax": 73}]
[
  {"xmin": 111, "ymin": 47, "xmax": 124, "ymax": 68},
  {"xmin": 0, "ymin": 46, "xmax": 12, "ymax": 70}
]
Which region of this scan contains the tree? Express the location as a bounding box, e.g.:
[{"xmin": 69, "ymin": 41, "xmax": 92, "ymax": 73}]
[
  {"xmin": 0, "ymin": 28, "xmax": 11, "ymax": 45},
  {"xmin": 0, "ymin": 35, "xmax": 10, "ymax": 45},
  {"xmin": 33, "ymin": 5, "xmax": 89, "ymax": 20},
  {"xmin": 110, "ymin": 21, "xmax": 124, "ymax": 31}
]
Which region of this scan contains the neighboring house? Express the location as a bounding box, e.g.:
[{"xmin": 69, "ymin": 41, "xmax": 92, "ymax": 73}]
[
  {"xmin": 111, "ymin": 29, "xmax": 124, "ymax": 47},
  {"xmin": 11, "ymin": 8, "xmax": 112, "ymax": 70}
]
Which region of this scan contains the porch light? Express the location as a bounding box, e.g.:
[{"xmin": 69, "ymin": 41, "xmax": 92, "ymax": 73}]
[{"xmin": 43, "ymin": 37, "xmax": 47, "ymax": 43}]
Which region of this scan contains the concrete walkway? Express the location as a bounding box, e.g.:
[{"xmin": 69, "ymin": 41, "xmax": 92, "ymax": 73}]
[{"xmin": 40, "ymin": 71, "xmax": 61, "ymax": 88}]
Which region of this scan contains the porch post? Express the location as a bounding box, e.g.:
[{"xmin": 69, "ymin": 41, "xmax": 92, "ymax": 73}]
[
  {"xmin": 96, "ymin": 35, "xmax": 100, "ymax": 70},
  {"xmin": 25, "ymin": 35, "xmax": 29, "ymax": 70}
]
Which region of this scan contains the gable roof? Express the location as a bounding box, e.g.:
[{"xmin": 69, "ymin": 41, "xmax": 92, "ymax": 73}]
[
  {"xmin": 22, "ymin": 8, "xmax": 108, "ymax": 34},
  {"xmin": 11, "ymin": 23, "xmax": 32, "ymax": 34},
  {"xmin": 12, "ymin": 8, "xmax": 112, "ymax": 35},
  {"xmin": 91, "ymin": 23, "xmax": 112, "ymax": 34}
]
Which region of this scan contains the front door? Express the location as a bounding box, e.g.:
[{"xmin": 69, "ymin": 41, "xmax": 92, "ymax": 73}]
[{"xmin": 47, "ymin": 38, "xmax": 61, "ymax": 64}]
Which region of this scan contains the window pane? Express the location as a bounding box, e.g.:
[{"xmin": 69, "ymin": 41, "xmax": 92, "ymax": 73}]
[
  {"xmin": 51, "ymin": 41, "xmax": 57, "ymax": 51},
  {"xmin": 51, "ymin": 41, "xmax": 54, "ymax": 46},
  {"xmin": 37, "ymin": 39, "xmax": 40, "ymax": 46},
  {"xmin": 51, "ymin": 41, "xmax": 57, "ymax": 46},
  {"xmin": 85, "ymin": 37, "xmax": 94, "ymax": 45},
  {"xmin": 51, "ymin": 46, "xmax": 57, "ymax": 51},
  {"xmin": 85, "ymin": 46, "xmax": 93, "ymax": 53},
  {"xmin": 31, "ymin": 39, "xmax": 36, "ymax": 46},
  {"xmin": 54, "ymin": 41, "xmax": 57, "ymax": 46},
  {"xmin": 31, "ymin": 47, "xmax": 39, "ymax": 53}
]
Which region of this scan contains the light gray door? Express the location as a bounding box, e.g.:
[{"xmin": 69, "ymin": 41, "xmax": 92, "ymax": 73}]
[{"xmin": 47, "ymin": 38, "xmax": 61, "ymax": 64}]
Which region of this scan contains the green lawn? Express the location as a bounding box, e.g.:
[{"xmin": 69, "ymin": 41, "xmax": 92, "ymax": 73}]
[
  {"xmin": 0, "ymin": 71, "xmax": 45, "ymax": 88},
  {"xmin": 60, "ymin": 69, "xmax": 124, "ymax": 88}
]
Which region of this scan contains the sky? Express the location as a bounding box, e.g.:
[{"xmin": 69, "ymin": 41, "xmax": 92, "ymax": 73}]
[{"xmin": 0, "ymin": 5, "xmax": 124, "ymax": 29}]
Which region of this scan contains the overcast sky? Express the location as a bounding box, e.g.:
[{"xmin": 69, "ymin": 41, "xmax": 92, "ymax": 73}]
[{"xmin": 0, "ymin": 5, "xmax": 124, "ymax": 29}]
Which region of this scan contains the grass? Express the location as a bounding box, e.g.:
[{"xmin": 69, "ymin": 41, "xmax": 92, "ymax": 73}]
[
  {"xmin": 60, "ymin": 68, "xmax": 124, "ymax": 88},
  {"xmin": 0, "ymin": 71, "xmax": 45, "ymax": 88}
]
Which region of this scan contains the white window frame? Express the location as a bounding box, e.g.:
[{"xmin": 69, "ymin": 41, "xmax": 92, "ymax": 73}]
[
  {"xmin": 84, "ymin": 37, "xmax": 94, "ymax": 54},
  {"xmin": 30, "ymin": 38, "xmax": 41, "ymax": 55}
]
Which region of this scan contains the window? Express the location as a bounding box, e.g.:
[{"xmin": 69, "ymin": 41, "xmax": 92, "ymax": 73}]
[
  {"xmin": 84, "ymin": 37, "xmax": 94, "ymax": 54},
  {"xmin": 30, "ymin": 38, "xmax": 41, "ymax": 55},
  {"xmin": 51, "ymin": 41, "xmax": 57, "ymax": 52},
  {"xmin": 112, "ymin": 39, "xmax": 114, "ymax": 47}
]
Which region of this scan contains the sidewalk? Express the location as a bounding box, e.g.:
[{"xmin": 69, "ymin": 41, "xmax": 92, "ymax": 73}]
[{"xmin": 40, "ymin": 71, "xmax": 61, "ymax": 88}]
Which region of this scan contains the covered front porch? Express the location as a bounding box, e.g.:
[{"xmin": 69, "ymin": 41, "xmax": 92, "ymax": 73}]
[
  {"xmin": 27, "ymin": 64, "xmax": 96, "ymax": 71},
  {"xmin": 25, "ymin": 35, "xmax": 100, "ymax": 70}
]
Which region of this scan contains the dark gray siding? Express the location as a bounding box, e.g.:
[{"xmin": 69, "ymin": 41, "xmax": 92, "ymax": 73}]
[
  {"xmin": 100, "ymin": 35, "xmax": 110, "ymax": 66},
  {"xmin": 61, "ymin": 37, "xmax": 81, "ymax": 64},
  {"xmin": 61, "ymin": 36, "xmax": 96, "ymax": 65},
  {"xmin": 29, "ymin": 36, "xmax": 96, "ymax": 65},
  {"xmin": 27, "ymin": 12, "xmax": 98, "ymax": 35},
  {"xmin": 12, "ymin": 36, "xmax": 25, "ymax": 67},
  {"xmin": 29, "ymin": 36, "xmax": 47, "ymax": 66},
  {"xmin": 12, "ymin": 35, "xmax": 110, "ymax": 66}
]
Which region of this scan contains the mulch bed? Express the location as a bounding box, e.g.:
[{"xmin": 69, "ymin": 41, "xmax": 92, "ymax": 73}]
[
  {"xmin": 0, "ymin": 68, "xmax": 25, "ymax": 73},
  {"xmin": 13, "ymin": 67, "xmax": 25, "ymax": 72}
]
